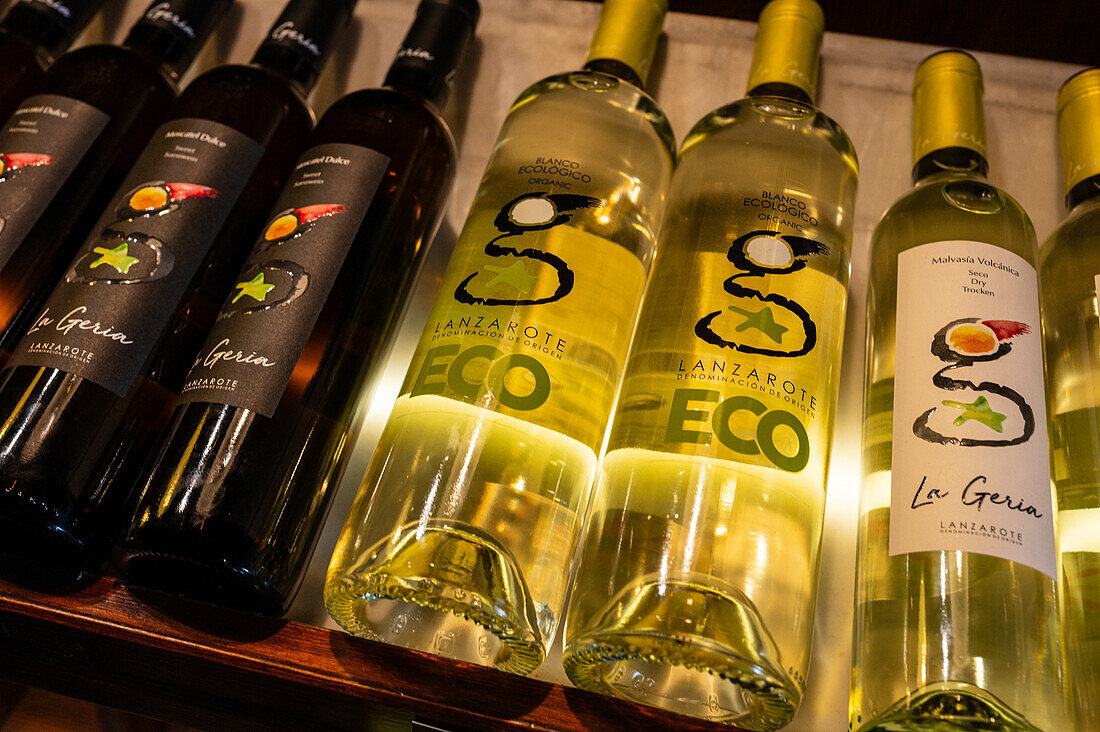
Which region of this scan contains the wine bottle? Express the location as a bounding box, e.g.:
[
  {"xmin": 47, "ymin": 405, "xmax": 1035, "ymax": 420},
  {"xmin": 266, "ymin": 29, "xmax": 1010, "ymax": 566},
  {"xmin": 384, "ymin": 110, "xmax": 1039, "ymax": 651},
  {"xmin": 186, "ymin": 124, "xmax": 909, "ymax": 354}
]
[
  {"xmin": 0, "ymin": 0, "xmax": 354, "ymax": 570},
  {"xmin": 850, "ymin": 51, "xmax": 1070, "ymax": 730},
  {"xmin": 325, "ymin": 0, "xmax": 674, "ymax": 674},
  {"xmin": 1039, "ymin": 67, "xmax": 1100, "ymax": 729},
  {"xmin": 0, "ymin": 0, "xmax": 231, "ymax": 363},
  {"xmin": 0, "ymin": 0, "xmax": 108, "ymax": 122},
  {"xmin": 560, "ymin": 1, "xmax": 856, "ymax": 727},
  {"xmin": 116, "ymin": 0, "xmax": 479, "ymax": 617}
]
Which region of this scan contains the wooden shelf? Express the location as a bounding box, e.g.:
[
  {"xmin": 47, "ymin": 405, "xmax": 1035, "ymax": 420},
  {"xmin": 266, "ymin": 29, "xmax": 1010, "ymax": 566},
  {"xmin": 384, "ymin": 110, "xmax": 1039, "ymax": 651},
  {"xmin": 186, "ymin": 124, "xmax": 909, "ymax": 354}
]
[{"xmin": 0, "ymin": 571, "xmax": 745, "ymax": 731}]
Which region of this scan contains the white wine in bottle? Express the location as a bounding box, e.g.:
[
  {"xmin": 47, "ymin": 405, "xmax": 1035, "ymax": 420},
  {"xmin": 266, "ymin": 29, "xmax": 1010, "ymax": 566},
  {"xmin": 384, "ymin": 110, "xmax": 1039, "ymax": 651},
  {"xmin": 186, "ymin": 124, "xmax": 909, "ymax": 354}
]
[
  {"xmin": 562, "ymin": 1, "xmax": 857, "ymax": 728},
  {"xmin": 1040, "ymin": 67, "xmax": 1100, "ymax": 730},
  {"xmin": 850, "ymin": 51, "xmax": 1070, "ymax": 731},
  {"xmin": 324, "ymin": 0, "xmax": 675, "ymax": 674}
]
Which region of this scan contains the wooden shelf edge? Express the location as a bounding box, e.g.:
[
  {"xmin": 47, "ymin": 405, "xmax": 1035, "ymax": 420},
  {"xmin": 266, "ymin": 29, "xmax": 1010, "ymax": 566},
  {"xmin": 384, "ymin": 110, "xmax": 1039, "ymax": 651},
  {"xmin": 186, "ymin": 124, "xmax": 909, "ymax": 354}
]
[{"xmin": 0, "ymin": 573, "xmax": 745, "ymax": 731}]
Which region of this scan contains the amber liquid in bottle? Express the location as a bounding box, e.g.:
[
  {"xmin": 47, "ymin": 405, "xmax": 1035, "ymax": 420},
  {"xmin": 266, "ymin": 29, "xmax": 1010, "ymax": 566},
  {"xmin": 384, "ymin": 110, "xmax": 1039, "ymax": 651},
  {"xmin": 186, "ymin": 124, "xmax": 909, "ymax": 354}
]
[
  {"xmin": 117, "ymin": 0, "xmax": 478, "ymax": 616},
  {"xmin": 0, "ymin": 0, "xmax": 354, "ymax": 571},
  {"xmin": 0, "ymin": 0, "xmax": 231, "ymax": 362},
  {"xmin": 0, "ymin": 0, "xmax": 107, "ymax": 122}
]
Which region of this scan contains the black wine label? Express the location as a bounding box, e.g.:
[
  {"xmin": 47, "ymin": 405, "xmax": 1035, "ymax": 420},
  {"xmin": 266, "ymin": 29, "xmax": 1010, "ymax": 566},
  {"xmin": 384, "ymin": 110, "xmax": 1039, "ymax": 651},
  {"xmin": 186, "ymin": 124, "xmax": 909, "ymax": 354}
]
[
  {"xmin": 8, "ymin": 118, "xmax": 264, "ymax": 395},
  {"xmin": 177, "ymin": 143, "xmax": 389, "ymax": 417},
  {"xmin": 0, "ymin": 94, "xmax": 109, "ymax": 270}
]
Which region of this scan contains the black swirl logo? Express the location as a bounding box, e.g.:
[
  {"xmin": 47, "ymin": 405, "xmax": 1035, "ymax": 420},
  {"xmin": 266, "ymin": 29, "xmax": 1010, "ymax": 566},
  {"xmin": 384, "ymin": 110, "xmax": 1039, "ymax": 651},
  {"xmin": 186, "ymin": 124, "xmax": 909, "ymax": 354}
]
[
  {"xmin": 0, "ymin": 152, "xmax": 55, "ymax": 236},
  {"xmin": 695, "ymin": 230, "xmax": 827, "ymax": 357},
  {"xmin": 453, "ymin": 192, "xmax": 600, "ymax": 306},
  {"xmin": 66, "ymin": 180, "xmax": 218, "ymax": 286},
  {"xmin": 913, "ymin": 317, "xmax": 1034, "ymax": 447},
  {"xmin": 216, "ymin": 203, "xmax": 346, "ymax": 319},
  {"xmin": 218, "ymin": 260, "xmax": 310, "ymax": 319},
  {"xmin": 256, "ymin": 203, "xmax": 346, "ymax": 252},
  {"xmin": 0, "ymin": 152, "xmax": 53, "ymax": 183}
]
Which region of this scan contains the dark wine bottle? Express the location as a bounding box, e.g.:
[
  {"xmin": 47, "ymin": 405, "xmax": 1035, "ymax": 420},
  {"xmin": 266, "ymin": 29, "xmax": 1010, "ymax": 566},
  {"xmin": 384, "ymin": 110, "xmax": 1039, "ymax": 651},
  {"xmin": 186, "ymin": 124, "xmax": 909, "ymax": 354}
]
[
  {"xmin": 0, "ymin": 0, "xmax": 355, "ymax": 571},
  {"xmin": 0, "ymin": 0, "xmax": 232, "ymax": 363},
  {"xmin": 117, "ymin": 0, "xmax": 480, "ymax": 616},
  {"xmin": 0, "ymin": 0, "xmax": 108, "ymax": 122}
]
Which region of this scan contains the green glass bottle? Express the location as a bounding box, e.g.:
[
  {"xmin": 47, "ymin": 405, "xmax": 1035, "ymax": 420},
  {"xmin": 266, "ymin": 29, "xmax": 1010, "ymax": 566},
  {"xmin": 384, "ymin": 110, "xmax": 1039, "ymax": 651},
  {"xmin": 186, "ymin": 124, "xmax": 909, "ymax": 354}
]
[
  {"xmin": 324, "ymin": 0, "xmax": 674, "ymax": 675},
  {"xmin": 562, "ymin": 1, "xmax": 857, "ymax": 729},
  {"xmin": 1040, "ymin": 67, "xmax": 1100, "ymax": 730},
  {"xmin": 850, "ymin": 51, "xmax": 1070, "ymax": 731}
]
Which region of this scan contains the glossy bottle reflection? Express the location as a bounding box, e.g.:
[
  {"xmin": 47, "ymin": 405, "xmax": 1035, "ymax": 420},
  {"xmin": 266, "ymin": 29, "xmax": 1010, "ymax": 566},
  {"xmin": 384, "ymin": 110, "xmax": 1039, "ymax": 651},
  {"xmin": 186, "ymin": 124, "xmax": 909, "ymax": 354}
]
[
  {"xmin": 325, "ymin": 0, "xmax": 674, "ymax": 674},
  {"xmin": 1039, "ymin": 67, "xmax": 1100, "ymax": 730},
  {"xmin": 0, "ymin": 0, "xmax": 231, "ymax": 362},
  {"xmin": 0, "ymin": 0, "xmax": 352, "ymax": 571},
  {"xmin": 562, "ymin": 2, "xmax": 856, "ymax": 728},
  {"xmin": 850, "ymin": 52, "xmax": 1069, "ymax": 731},
  {"xmin": 117, "ymin": 0, "xmax": 478, "ymax": 617}
]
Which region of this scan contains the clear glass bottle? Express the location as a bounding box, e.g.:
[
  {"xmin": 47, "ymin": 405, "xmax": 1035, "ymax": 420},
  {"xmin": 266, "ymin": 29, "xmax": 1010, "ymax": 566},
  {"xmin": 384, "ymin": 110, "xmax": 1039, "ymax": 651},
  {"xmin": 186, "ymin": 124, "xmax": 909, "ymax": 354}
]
[
  {"xmin": 850, "ymin": 51, "xmax": 1070, "ymax": 731},
  {"xmin": 324, "ymin": 0, "xmax": 675, "ymax": 675},
  {"xmin": 562, "ymin": 1, "xmax": 857, "ymax": 729},
  {"xmin": 1039, "ymin": 67, "xmax": 1100, "ymax": 730}
]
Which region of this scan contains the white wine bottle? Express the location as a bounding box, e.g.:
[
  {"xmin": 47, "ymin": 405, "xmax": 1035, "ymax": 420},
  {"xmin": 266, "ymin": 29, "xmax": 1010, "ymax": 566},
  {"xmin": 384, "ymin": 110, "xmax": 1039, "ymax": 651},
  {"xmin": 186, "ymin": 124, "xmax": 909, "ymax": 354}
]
[
  {"xmin": 562, "ymin": 1, "xmax": 857, "ymax": 728},
  {"xmin": 1040, "ymin": 67, "xmax": 1100, "ymax": 729},
  {"xmin": 324, "ymin": 0, "xmax": 675, "ymax": 674},
  {"xmin": 850, "ymin": 51, "xmax": 1070, "ymax": 730}
]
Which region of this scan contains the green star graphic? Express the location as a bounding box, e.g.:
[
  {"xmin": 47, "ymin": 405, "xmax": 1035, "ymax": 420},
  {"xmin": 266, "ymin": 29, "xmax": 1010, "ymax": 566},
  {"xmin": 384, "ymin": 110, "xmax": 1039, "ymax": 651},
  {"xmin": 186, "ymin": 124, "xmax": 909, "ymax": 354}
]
[
  {"xmin": 728, "ymin": 305, "xmax": 788, "ymax": 344},
  {"xmin": 232, "ymin": 273, "xmax": 275, "ymax": 303},
  {"xmin": 90, "ymin": 243, "xmax": 139, "ymax": 274},
  {"xmin": 483, "ymin": 261, "xmax": 538, "ymax": 294},
  {"xmin": 941, "ymin": 395, "xmax": 1007, "ymax": 433}
]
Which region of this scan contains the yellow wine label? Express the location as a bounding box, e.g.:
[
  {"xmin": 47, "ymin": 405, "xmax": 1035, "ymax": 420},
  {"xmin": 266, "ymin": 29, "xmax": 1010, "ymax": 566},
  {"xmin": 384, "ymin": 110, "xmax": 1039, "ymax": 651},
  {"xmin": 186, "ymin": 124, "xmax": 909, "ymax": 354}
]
[
  {"xmin": 890, "ymin": 240, "xmax": 1056, "ymax": 578},
  {"xmin": 403, "ymin": 193, "xmax": 646, "ymax": 449},
  {"xmin": 610, "ymin": 227, "xmax": 847, "ymax": 479}
]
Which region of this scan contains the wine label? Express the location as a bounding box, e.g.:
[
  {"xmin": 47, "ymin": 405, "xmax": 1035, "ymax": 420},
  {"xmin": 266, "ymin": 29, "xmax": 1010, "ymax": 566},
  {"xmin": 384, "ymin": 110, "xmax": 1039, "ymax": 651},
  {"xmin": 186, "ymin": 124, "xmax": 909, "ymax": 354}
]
[
  {"xmin": 890, "ymin": 240, "xmax": 1056, "ymax": 578},
  {"xmin": 0, "ymin": 94, "xmax": 109, "ymax": 270},
  {"xmin": 177, "ymin": 143, "xmax": 389, "ymax": 417},
  {"xmin": 8, "ymin": 118, "xmax": 264, "ymax": 396},
  {"xmin": 589, "ymin": 175, "xmax": 851, "ymax": 488},
  {"xmin": 625, "ymin": 228, "xmax": 847, "ymax": 477},
  {"xmin": 404, "ymin": 193, "xmax": 647, "ymax": 449}
]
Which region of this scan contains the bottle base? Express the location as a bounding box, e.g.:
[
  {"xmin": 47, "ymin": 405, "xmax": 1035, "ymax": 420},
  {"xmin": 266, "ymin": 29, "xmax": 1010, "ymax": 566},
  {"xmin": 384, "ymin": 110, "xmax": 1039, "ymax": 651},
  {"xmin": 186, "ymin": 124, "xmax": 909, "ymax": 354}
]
[
  {"xmin": 324, "ymin": 520, "xmax": 546, "ymax": 675},
  {"xmin": 562, "ymin": 578, "xmax": 799, "ymax": 730},
  {"xmin": 853, "ymin": 681, "xmax": 1042, "ymax": 732},
  {"xmin": 117, "ymin": 545, "xmax": 288, "ymax": 617},
  {"xmin": 0, "ymin": 489, "xmax": 105, "ymax": 574}
]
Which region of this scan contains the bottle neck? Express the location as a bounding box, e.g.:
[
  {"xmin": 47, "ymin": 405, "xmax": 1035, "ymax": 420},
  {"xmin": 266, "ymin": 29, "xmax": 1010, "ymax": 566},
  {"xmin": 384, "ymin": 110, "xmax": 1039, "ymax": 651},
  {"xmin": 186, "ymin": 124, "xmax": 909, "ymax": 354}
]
[
  {"xmin": 250, "ymin": 0, "xmax": 355, "ymax": 101},
  {"xmin": 0, "ymin": 2, "xmax": 75, "ymax": 60},
  {"xmin": 747, "ymin": 81, "xmax": 812, "ymax": 104},
  {"xmin": 123, "ymin": 23, "xmax": 195, "ymax": 81},
  {"xmin": 912, "ymin": 146, "xmax": 989, "ymax": 185},
  {"xmin": 1067, "ymin": 174, "xmax": 1100, "ymax": 211},
  {"xmin": 383, "ymin": 72, "xmax": 448, "ymax": 109},
  {"xmin": 582, "ymin": 57, "xmax": 644, "ymax": 90},
  {"xmin": 381, "ymin": 0, "xmax": 478, "ymax": 109},
  {"xmin": 250, "ymin": 44, "xmax": 318, "ymax": 97}
]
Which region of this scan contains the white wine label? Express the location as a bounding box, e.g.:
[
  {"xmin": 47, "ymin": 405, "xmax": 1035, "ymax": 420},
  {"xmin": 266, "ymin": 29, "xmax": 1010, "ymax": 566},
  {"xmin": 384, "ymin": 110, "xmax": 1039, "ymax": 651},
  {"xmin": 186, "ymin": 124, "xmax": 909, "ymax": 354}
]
[
  {"xmin": 8, "ymin": 118, "xmax": 264, "ymax": 396},
  {"xmin": 177, "ymin": 143, "xmax": 389, "ymax": 417},
  {"xmin": 890, "ymin": 239, "xmax": 1055, "ymax": 578},
  {"xmin": 0, "ymin": 94, "xmax": 109, "ymax": 269}
]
